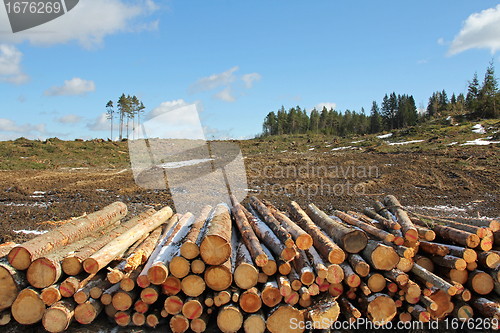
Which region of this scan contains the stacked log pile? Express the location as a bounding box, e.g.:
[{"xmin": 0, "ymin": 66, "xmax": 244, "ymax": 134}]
[{"xmin": 1, "ymin": 195, "xmax": 500, "ymax": 332}]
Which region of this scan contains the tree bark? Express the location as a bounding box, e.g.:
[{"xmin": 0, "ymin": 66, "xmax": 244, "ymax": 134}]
[
  {"xmin": 383, "ymin": 195, "xmax": 418, "ymax": 242},
  {"xmin": 362, "ymin": 208, "xmax": 401, "ymax": 231},
  {"xmin": 413, "ymin": 219, "xmax": 480, "ymax": 248},
  {"xmin": 0, "ymin": 258, "xmax": 28, "ymax": 311},
  {"xmin": 234, "ymin": 242, "xmax": 259, "ymax": 290},
  {"xmin": 418, "ymin": 241, "xmax": 449, "ymax": 257},
  {"xmin": 9, "ymin": 202, "xmax": 127, "ymax": 270},
  {"xmin": 411, "ymin": 263, "xmax": 457, "ymax": 295},
  {"xmin": 340, "ymin": 262, "xmax": 360, "ymax": 288},
  {"xmin": 431, "ymin": 254, "xmax": 467, "ymax": 271},
  {"xmin": 306, "ymin": 204, "xmax": 367, "ymax": 253},
  {"xmin": 42, "ymin": 299, "xmax": 75, "ymax": 333},
  {"xmin": 123, "ymin": 222, "xmax": 163, "ymax": 272},
  {"xmin": 200, "ymin": 204, "xmax": 233, "ymax": 266},
  {"xmin": 360, "ymin": 240, "xmax": 399, "ymax": 271},
  {"xmin": 337, "ymin": 210, "xmax": 395, "ymax": 242},
  {"xmin": 180, "ymin": 205, "xmax": 212, "ymax": 260}
]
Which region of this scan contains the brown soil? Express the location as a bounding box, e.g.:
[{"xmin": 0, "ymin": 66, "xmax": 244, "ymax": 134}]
[{"xmin": 0, "ymin": 147, "xmax": 499, "ymax": 332}]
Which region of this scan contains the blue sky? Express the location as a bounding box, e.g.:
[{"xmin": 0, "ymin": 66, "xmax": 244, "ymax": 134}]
[{"xmin": 1, "ymin": 0, "xmax": 500, "ymax": 141}]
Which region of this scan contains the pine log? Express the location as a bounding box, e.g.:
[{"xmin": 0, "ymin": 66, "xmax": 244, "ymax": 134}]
[
  {"xmin": 41, "ymin": 284, "xmax": 62, "ymax": 306},
  {"xmin": 366, "ymin": 272, "xmax": 386, "ymax": 293},
  {"xmin": 414, "ymin": 254, "xmax": 434, "ymax": 272},
  {"xmin": 306, "ymin": 204, "xmax": 367, "ymax": 253},
  {"xmin": 115, "ymin": 310, "xmax": 132, "ymax": 327},
  {"xmin": 218, "ymin": 303, "xmax": 244, "ymax": 333},
  {"xmin": 59, "ymin": 272, "xmax": 96, "ymax": 298},
  {"xmin": 74, "ymin": 297, "xmax": 103, "ymax": 324},
  {"xmin": 140, "ymin": 284, "xmax": 161, "ymax": 304},
  {"xmin": 239, "ymin": 287, "xmax": 262, "ymax": 313},
  {"xmin": 165, "ymin": 295, "xmax": 184, "ymax": 315},
  {"xmin": 132, "ymin": 312, "xmax": 146, "ymax": 326},
  {"xmin": 170, "ymin": 314, "xmax": 190, "ymax": 333},
  {"xmin": 479, "ymin": 251, "xmax": 500, "ymax": 268},
  {"xmin": 452, "ymin": 300, "xmax": 474, "ymax": 322},
  {"xmin": 120, "ymin": 267, "xmax": 141, "ymax": 292},
  {"xmin": 191, "ymin": 258, "xmax": 206, "ymax": 275},
  {"xmin": 169, "ymin": 255, "xmax": 191, "ymax": 279},
  {"xmin": 62, "ymin": 208, "xmax": 156, "ymax": 276},
  {"xmin": 397, "ymin": 257, "xmax": 414, "ymax": 273},
  {"xmin": 8, "ymin": 202, "xmax": 127, "ymax": 270},
  {"xmin": 260, "ymin": 244, "xmax": 277, "ymax": 276},
  {"xmin": 284, "ymin": 291, "xmax": 299, "ymax": 306},
  {"xmin": 347, "ymin": 253, "xmax": 370, "ymax": 277},
  {"xmin": 231, "ymin": 199, "xmax": 268, "ymax": 266},
  {"xmin": 146, "ymin": 309, "xmax": 161, "ymax": 328},
  {"xmin": 468, "ymin": 269, "xmax": 494, "ymax": 295},
  {"xmin": 328, "ymin": 283, "xmax": 343, "ymax": 297},
  {"xmin": 383, "ymin": 268, "xmax": 409, "ymax": 287},
  {"xmin": 291, "ymin": 249, "xmax": 314, "ymax": 286},
  {"xmin": 413, "ymin": 218, "xmax": 480, "ymax": 248},
  {"xmin": 261, "ymin": 199, "xmax": 313, "ymax": 250},
  {"xmin": 11, "ymin": 287, "xmax": 45, "ymax": 325},
  {"xmin": 431, "ymin": 254, "xmax": 467, "ymax": 271},
  {"xmin": 136, "ymin": 214, "xmax": 179, "ymax": 288},
  {"xmin": 83, "ymin": 206, "xmax": 173, "ymax": 274},
  {"xmin": 428, "ymin": 289, "xmax": 454, "ymax": 320},
  {"xmin": 100, "ymin": 284, "xmax": 120, "ymax": 305},
  {"xmin": 192, "ymin": 312, "xmax": 211, "ymax": 333},
  {"xmin": 182, "ymin": 274, "xmax": 206, "ymax": 297},
  {"xmin": 73, "ymin": 272, "xmax": 106, "ymax": 304},
  {"xmin": 411, "ymin": 216, "xmax": 492, "ymax": 239},
  {"xmin": 278, "ymin": 275, "xmax": 292, "ymax": 297},
  {"xmin": 162, "ymin": 275, "xmax": 182, "ymax": 296},
  {"xmin": 408, "ymin": 304, "xmax": 431, "ymax": 322},
  {"xmin": 180, "ymin": 205, "xmax": 212, "ymax": 260},
  {"xmin": 384, "ymin": 195, "xmax": 419, "ymax": 242},
  {"xmin": 183, "ymin": 296, "xmax": 204, "ymax": 320},
  {"xmin": 362, "ymin": 208, "xmax": 401, "ymax": 231},
  {"xmin": 42, "ymin": 299, "xmax": 75, "ymax": 333},
  {"xmin": 134, "ymin": 299, "xmax": 149, "ymax": 313},
  {"xmin": 200, "ymin": 204, "xmax": 233, "ymax": 265},
  {"xmin": 147, "ymin": 212, "xmax": 196, "ymax": 284},
  {"xmin": 360, "ymin": 240, "xmax": 399, "ymax": 271},
  {"xmin": 234, "ymin": 242, "xmax": 259, "ymax": 289},
  {"xmin": 244, "ymin": 204, "xmax": 297, "ymax": 261},
  {"xmin": 418, "ymin": 241, "xmax": 449, "ymax": 256},
  {"xmin": 112, "ymin": 288, "xmax": 138, "ymax": 311},
  {"xmin": 306, "ymin": 246, "xmax": 328, "ymax": 279},
  {"xmin": 340, "ymin": 262, "xmax": 360, "ymax": 288},
  {"xmin": 0, "ymin": 258, "xmax": 28, "ymax": 311},
  {"xmin": 338, "ymin": 211, "xmax": 395, "ymax": 242},
  {"xmin": 448, "ymin": 216, "xmax": 500, "ymax": 231},
  {"xmin": 266, "ymin": 305, "xmax": 305, "ymax": 333},
  {"xmin": 414, "ymin": 225, "xmax": 436, "ymax": 241},
  {"xmin": 261, "ymin": 279, "xmax": 282, "ymax": 308},
  {"xmin": 249, "ymin": 196, "xmax": 294, "ymax": 248},
  {"xmin": 358, "ymin": 292, "xmax": 397, "ymax": 324},
  {"xmin": 288, "ymin": 201, "xmax": 345, "ymax": 264},
  {"xmin": 338, "ymin": 295, "xmax": 361, "ymax": 319},
  {"xmin": 243, "ymin": 311, "xmax": 266, "ymax": 333},
  {"xmin": 470, "ymin": 296, "xmax": 500, "ymax": 319},
  {"xmin": 304, "ymin": 293, "xmax": 340, "ymax": 328},
  {"xmin": 123, "ymin": 222, "xmax": 163, "ymax": 272},
  {"xmin": 411, "ymin": 263, "xmax": 456, "ymax": 295}
]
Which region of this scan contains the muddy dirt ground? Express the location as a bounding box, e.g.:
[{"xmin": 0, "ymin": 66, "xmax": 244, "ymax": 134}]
[{"xmin": 1, "ymin": 147, "xmax": 499, "ymax": 332}]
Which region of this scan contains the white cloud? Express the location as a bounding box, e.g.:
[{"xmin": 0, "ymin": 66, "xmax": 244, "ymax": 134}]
[
  {"xmin": 145, "ymin": 99, "xmax": 204, "ymax": 121},
  {"xmin": 310, "ymin": 102, "xmax": 337, "ymax": 112},
  {"xmin": 213, "ymin": 87, "xmax": 236, "ymax": 103},
  {"xmin": 437, "ymin": 38, "xmax": 445, "ymax": 45},
  {"xmin": 0, "ymin": 44, "xmax": 29, "ymax": 85},
  {"xmin": 86, "ymin": 113, "xmax": 109, "ymax": 131},
  {"xmin": 291, "ymin": 94, "xmax": 301, "ymax": 101},
  {"xmin": 44, "ymin": 78, "xmax": 95, "ymax": 96},
  {"xmin": 0, "ymin": 118, "xmax": 46, "ymax": 135},
  {"xmin": 0, "ymin": 0, "xmax": 160, "ymax": 49},
  {"xmin": 241, "ymin": 73, "xmax": 262, "ymax": 89},
  {"xmin": 188, "ymin": 66, "xmax": 238, "ymax": 94},
  {"xmin": 448, "ymin": 4, "xmax": 500, "ymax": 56},
  {"xmin": 54, "ymin": 113, "xmax": 83, "ymax": 124}
]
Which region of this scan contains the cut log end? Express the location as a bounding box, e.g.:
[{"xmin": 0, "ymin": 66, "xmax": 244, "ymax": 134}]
[
  {"xmin": 234, "ymin": 263, "xmax": 259, "ymax": 290},
  {"xmin": 218, "ymin": 305, "xmax": 243, "ymax": 333},
  {"xmin": 295, "ymin": 234, "xmax": 313, "ymax": 250},
  {"xmin": 11, "ymin": 289, "xmax": 46, "ymax": 325},
  {"xmin": 147, "ymin": 263, "xmax": 169, "ymax": 285},
  {"xmin": 267, "ymin": 305, "xmax": 305, "ymax": 333},
  {"xmin": 42, "ymin": 307, "xmax": 72, "ymax": 333},
  {"xmin": 182, "ymin": 275, "xmax": 206, "ymax": 297},
  {"xmin": 27, "ymin": 258, "xmax": 58, "ymax": 289},
  {"xmin": 169, "ymin": 256, "xmax": 190, "ymax": 279},
  {"xmin": 255, "ymin": 254, "xmax": 269, "ymax": 267},
  {"xmin": 170, "ymin": 315, "xmax": 189, "ymax": 333},
  {"xmin": 344, "ymin": 231, "xmax": 368, "ymax": 254},
  {"xmin": 61, "ymin": 257, "xmax": 82, "ymax": 276},
  {"xmin": 180, "ymin": 242, "xmax": 200, "ymax": 260},
  {"xmin": 200, "ymin": 236, "xmax": 232, "ymax": 266},
  {"xmin": 244, "ymin": 314, "xmax": 266, "ymax": 333},
  {"xmin": 204, "ymin": 265, "xmax": 232, "ymax": 292},
  {"xmin": 7, "ymin": 247, "xmax": 31, "ymax": 271},
  {"xmin": 82, "ymin": 258, "xmax": 99, "ymax": 275}
]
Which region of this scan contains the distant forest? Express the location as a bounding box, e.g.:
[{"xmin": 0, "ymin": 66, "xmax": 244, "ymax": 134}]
[{"xmin": 261, "ymin": 61, "xmax": 499, "ymax": 137}]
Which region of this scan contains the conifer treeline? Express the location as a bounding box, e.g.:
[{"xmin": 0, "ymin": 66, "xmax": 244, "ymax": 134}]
[{"xmin": 262, "ymin": 62, "xmax": 499, "ymax": 137}]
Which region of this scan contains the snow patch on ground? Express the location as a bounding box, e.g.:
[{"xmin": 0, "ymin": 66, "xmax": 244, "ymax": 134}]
[
  {"xmin": 407, "ymin": 205, "xmax": 467, "ymax": 213},
  {"xmin": 13, "ymin": 229, "xmax": 48, "ymax": 235},
  {"xmin": 377, "ymin": 133, "xmax": 393, "ymax": 139},
  {"xmin": 460, "ymin": 138, "xmax": 500, "ymax": 146},
  {"xmin": 309, "ymin": 148, "xmax": 315, "ymax": 150},
  {"xmin": 351, "ymin": 140, "xmax": 365, "ymax": 144},
  {"xmin": 158, "ymin": 158, "xmax": 213, "ymax": 169},
  {"xmin": 388, "ymin": 139, "xmax": 425, "ymax": 146},
  {"xmin": 472, "ymin": 124, "xmax": 486, "ymax": 134},
  {"xmin": 331, "ymin": 146, "xmax": 352, "ymax": 151},
  {"xmin": 447, "ymin": 142, "xmax": 458, "ymax": 146}
]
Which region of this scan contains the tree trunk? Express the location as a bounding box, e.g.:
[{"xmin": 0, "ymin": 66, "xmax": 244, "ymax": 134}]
[
  {"xmin": 383, "ymin": 268, "xmax": 409, "ymax": 287},
  {"xmin": 180, "ymin": 205, "xmax": 212, "ymax": 260},
  {"xmin": 74, "ymin": 297, "xmax": 103, "ymax": 324},
  {"xmin": 100, "ymin": 283, "xmax": 120, "ymax": 305},
  {"xmin": 231, "ymin": 199, "xmax": 268, "ymax": 266},
  {"xmin": 243, "ymin": 311, "xmax": 266, "ymax": 333},
  {"xmin": 124, "ymin": 222, "xmax": 162, "ymax": 272},
  {"xmin": 9, "ymin": 202, "xmax": 127, "ymax": 270},
  {"xmin": 326, "ymin": 263, "xmax": 344, "ymax": 284},
  {"xmin": 413, "ymin": 219, "xmax": 480, "ymax": 248},
  {"xmin": 132, "ymin": 312, "xmax": 145, "ymax": 326},
  {"xmin": 362, "ymin": 208, "xmax": 401, "ymax": 231},
  {"xmin": 431, "ymin": 255, "xmax": 467, "ymax": 271},
  {"xmin": 169, "ymin": 255, "xmax": 191, "ymax": 279},
  {"xmin": 83, "ymin": 206, "xmax": 173, "ymax": 274},
  {"xmin": 340, "ymin": 262, "xmax": 360, "ymax": 288},
  {"xmin": 62, "ymin": 208, "xmax": 156, "ymax": 276},
  {"xmin": 470, "ymin": 296, "xmax": 500, "ymax": 319},
  {"xmin": 217, "ymin": 303, "xmax": 244, "ymax": 333},
  {"xmin": 337, "ymin": 211, "xmax": 395, "ymax": 242},
  {"xmin": 249, "ymin": 196, "xmax": 294, "ymax": 248},
  {"xmin": 328, "ymin": 283, "xmax": 343, "ymax": 297},
  {"xmin": 204, "ymin": 258, "xmax": 232, "ymax": 292},
  {"xmin": 288, "ymin": 201, "xmax": 345, "ymax": 264},
  {"xmin": 411, "ymin": 216, "xmax": 492, "ymax": 238},
  {"xmin": 266, "ymin": 305, "xmax": 305, "ymax": 333},
  {"xmin": 165, "ymin": 294, "xmax": 184, "ymax": 315},
  {"xmin": 347, "ymin": 253, "xmax": 370, "ymax": 277},
  {"xmin": 0, "ymin": 258, "xmax": 28, "ymax": 311},
  {"xmin": 366, "ymin": 272, "xmax": 386, "ymax": 293},
  {"xmin": 360, "ymin": 240, "xmax": 399, "ymax": 271},
  {"xmin": 73, "ymin": 272, "xmax": 106, "ymax": 304},
  {"xmin": 408, "ymin": 304, "xmax": 430, "ymax": 322},
  {"xmin": 418, "ymin": 241, "xmax": 449, "ymax": 256},
  {"xmin": 260, "ymin": 244, "xmax": 277, "ymax": 276},
  {"xmin": 306, "ymin": 204, "xmax": 367, "ymax": 253},
  {"xmin": 145, "ymin": 212, "xmax": 195, "ymax": 285},
  {"xmin": 452, "ymin": 300, "xmax": 474, "ymax": 322},
  {"xmin": 170, "ymin": 314, "xmax": 190, "ymax": 333},
  {"xmin": 411, "ymin": 263, "xmax": 457, "ymax": 295},
  {"xmin": 468, "ymin": 269, "xmax": 494, "ymax": 295},
  {"xmin": 234, "ymin": 242, "xmax": 258, "ymax": 290},
  {"xmin": 478, "ymin": 251, "xmax": 500, "ymax": 269},
  {"xmin": 292, "ymin": 249, "xmax": 315, "ymax": 286},
  {"xmin": 261, "ymin": 199, "xmax": 313, "ymax": 250},
  {"xmin": 182, "ymin": 274, "xmax": 206, "ymax": 297},
  {"xmin": 200, "ymin": 204, "xmax": 233, "ymax": 266},
  {"xmin": 115, "ymin": 310, "xmax": 132, "ymax": 327},
  {"xmin": 261, "ymin": 279, "xmax": 282, "ymax": 308},
  {"xmin": 11, "ymin": 287, "xmax": 46, "ymax": 325},
  {"xmin": 162, "ymin": 275, "xmax": 182, "ymax": 296},
  {"xmin": 358, "ymin": 292, "xmax": 397, "ymax": 324},
  {"xmin": 384, "ymin": 195, "xmax": 418, "ymax": 242},
  {"xmin": 42, "ymin": 299, "xmax": 75, "ymax": 333},
  {"xmin": 112, "ymin": 288, "xmax": 138, "ymax": 311}
]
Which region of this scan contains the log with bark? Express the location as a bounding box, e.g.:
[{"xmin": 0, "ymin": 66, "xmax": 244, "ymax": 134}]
[
  {"xmin": 233, "ymin": 242, "xmax": 259, "ymax": 290},
  {"xmin": 42, "ymin": 299, "xmax": 75, "ymax": 333},
  {"xmin": 261, "ymin": 279, "xmax": 282, "ymax": 308},
  {"xmin": 239, "ymin": 287, "xmax": 262, "ymax": 313},
  {"xmin": 41, "ymin": 284, "xmax": 62, "ymax": 306},
  {"xmin": 360, "ymin": 240, "xmax": 399, "ymax": 271},
  {"xmin": 0, "ymin": 258, "xmax": 28, "ymax": 311},
  {"xmin": 337, "ymin": 211, "xmax": 395, "ymax": 242},
  {"xmin": 288, "ymin": 201, "xmax": 345, "ymax": 264},
  {"xmin": 306, "ymin": 204, "xmax": 367, "ymax": 253},
  {"xmin": 73, "ymin": 272, "xmax": 106, "ymax": 304},
  {"xmin": 146, "ymin": 212, "xmax": 196, "ymax": 285},
  {"xmin": 411, "ymin": 263, "xmax": 457, "ymax": 296},
  {"xmin": 182, "ymin": 296, "xmax": 204, "ymax": 320},
  {"xmin": 383, "ymin": 195, "xmax": 419, "ymax": 242},
  {"xmin": 412, "ymin": 218, "xmax": 480, "ymax": 248},
  {"xmin": 74, "ymin": 297, "xmax": 103, "ymax": 324},
  {"xmin": 180, "ymin": 205, "xmax": 212, "ymax": 260},
  {"xmin": 243, "ymin": 311, "xmax": 266, "ymax": 333},
  {"xmin": 170, "ymin": 314, "xmax": 190, "ymax": 333},
  {"xmin": 11, "ymin": 287, "xmax": 46, "ymax": 325},
  {"xmin": 83, "ymin": 206, "xmax": 173, "ymax": 274},
  {"xmin": 165, "ymin": 295, "xmax": 184, "ymax": 315},
  {"xmin": 200, "ymin": 204, "xmax": 233, "ymax": 266},
  {"xmin": 362, "ymin": 208, "xmax": 401, "ymax": 231},
  {"xmin": 217, "ymin": 303, "xmax": 244, "ymax": 333},
  {"xmin": 266, "ymin": 304, "xmax": 305, "ymax": 333},
  {"xmin": 260, "ymin": 244, "xmax": 277, "ymax": 276},
  {"xmin": 304, "ymin": 293, "xmax": 340, "ymax": 327},
  {"xmin": 468, "ymin": 269, "xmax": 494, "ymax": 295},
  {"xmin": 358, "ymin": 292, "xmax": 397, "ymax": 324},
  {"xmin": 191, "ymin": 312, "xmax": 211, "ymax": 333}
]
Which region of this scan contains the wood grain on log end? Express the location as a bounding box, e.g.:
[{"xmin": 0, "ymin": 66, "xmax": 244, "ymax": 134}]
[
  {"xmin": 61, "ymin": 257, "xmax": 82, "ymax": 276},
  {"xmin": 11, "ymin": 288, "xmax": 45, "ymax": 325},
  {"xmin": 7, "ymin": 247, "xmax": 31, "ymax": 271},
  {"xmin": 170, "ymin": 314, "xmax": 189, "ymax": 333},
  {"xmin": 234, "ymin": 263, "xmax": 258, "ymax": 289}
]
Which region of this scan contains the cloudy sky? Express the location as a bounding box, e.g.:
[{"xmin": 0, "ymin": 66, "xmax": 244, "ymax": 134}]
[{"xmin": 1, "ymin": 1, "xmax": 500, "ymax": 141}]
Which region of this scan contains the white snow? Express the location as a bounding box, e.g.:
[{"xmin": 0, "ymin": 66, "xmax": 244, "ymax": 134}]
[
  {"xmin": 446, "ymin": 116, "xmax": 452, "ymax": 120},
  {"xmin": 32, "ymin": 191, "xmax": 46, "ymax": 195},
  {"xmin": 13, "ymin": 229, "xmax": 48, "ymax": 235},
  {"xmin": 472, "ymin": 124, "xmax": 486, "ymax": 134},
  {"xmin": 447, "ymin": 142, "xmax": 458, "ymax": 146},
  {"xmin": 407, "ymin": 205, "xmax": 467, "ymax": 213},
  {"xmin": 309, "ymin": 148, "xmax": 315, "ymax": 151},
  {"xmin": 280, "ymin": 150, "xmax": 288, "ymax": 153},
  {"xmin": 460, "ymin": 138, "xmax": 500, "ymax": 146},
  {"xmin": 351, "ymin": 140, "xmax": 365, "ymax": 144},
  {"xmin": 388, "ymin": 139, "xmax": 425, "ymax": 146},
  {"xmin": 331, "ymin": 146, "xmax": 352, "ymax": 151},
  {"xmin": 376, "ymin": 133, "xmax": 393, "ymax": 139},
  {"xmin": 158, "ymin": 158, "xmax": 213, "ymax": 169}
]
